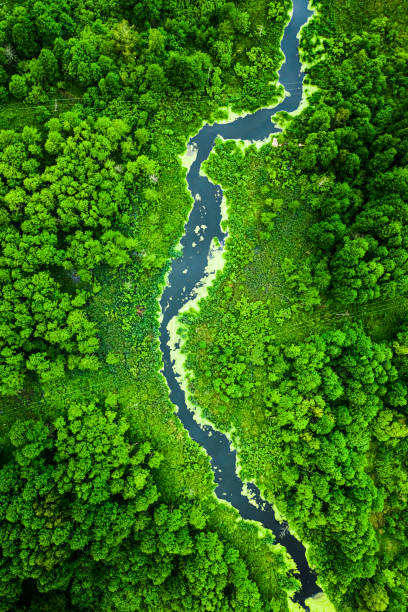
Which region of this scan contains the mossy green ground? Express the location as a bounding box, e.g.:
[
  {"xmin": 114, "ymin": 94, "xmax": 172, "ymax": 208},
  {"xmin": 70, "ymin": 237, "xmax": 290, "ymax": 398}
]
[{"xmin": 305, "ymin": 592, "xmax": 336, "ymax": 612}]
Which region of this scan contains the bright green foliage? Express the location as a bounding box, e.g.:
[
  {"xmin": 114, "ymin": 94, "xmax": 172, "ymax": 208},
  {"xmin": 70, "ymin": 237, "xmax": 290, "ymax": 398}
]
[
  {"xmin": 283, "ymin": 16, "xmax": 408, "ymax": 307},
  {"xmin": 0, "ymin": 0, "xmax": 289, "ymax": 111},
  {"xmin": 185, "ymin": 157, "xmax": 408, "ymax": 609},
  {"xmin": 0, "ymin": 400, "xmax": 268, "ymax": 611},
  {"xmin": 0, "ymin": 0, "xmax": 292, "ymax": 394},
  {"xmin": 0, "ymin": 401, "xmax": 159, "ymax": 606},
  {"xmin": 9, "ymin": 74, "xmax": 27, "ymax": 99},
  {"xmin": 0, "ymin": 0, "xmax": 306, "ymax": 611},
  {"xmin": 183, "ymin": 7, "xmax": 408, "ymax": 609},
  {"xmin": 0, "ymin": 115, "xmax": 140, "ymax": 394},
  {"xmin": 2, "ymin": 0, "xmax": 407, "ymax": 610}
]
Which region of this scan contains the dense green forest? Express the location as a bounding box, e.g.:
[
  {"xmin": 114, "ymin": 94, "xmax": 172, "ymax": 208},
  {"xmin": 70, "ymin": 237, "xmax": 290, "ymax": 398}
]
[
  {"xmin": 1, "ymin": 399, "xmax": 283, "ymax": 610},
  {"xmin": 0, "ymin": 0, "xmax": 292, "ymax": 396},
  {"xmin": 182, "ymin": 1, "xmax": 408, "ymax": 611},
  {"xmin": 0, "ymin": 0, "xmax": 306, "ymax": 611},
  {"xmin": 1, "ymin": 0, "xmax": 408, "ymax": 611}
]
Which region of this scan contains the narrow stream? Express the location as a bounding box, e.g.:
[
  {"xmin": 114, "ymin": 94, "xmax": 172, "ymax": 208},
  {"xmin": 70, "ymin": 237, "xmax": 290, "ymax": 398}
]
[{"xmin": 159, "ymin": 1, "xmax": 320, "ymax": 607}]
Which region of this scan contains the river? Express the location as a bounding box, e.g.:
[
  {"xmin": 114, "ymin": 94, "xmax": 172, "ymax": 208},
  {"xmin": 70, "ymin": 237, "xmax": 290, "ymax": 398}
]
[{"xmin": 159, "ymin": 0, "xmax": 320, "ymax": 607}]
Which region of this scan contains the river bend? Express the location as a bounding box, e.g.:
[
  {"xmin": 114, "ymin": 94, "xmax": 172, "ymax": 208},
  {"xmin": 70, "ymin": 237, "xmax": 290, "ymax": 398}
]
[{"xmin": 159, "ymin": 0, "xmax": 320, "ymax": 607}]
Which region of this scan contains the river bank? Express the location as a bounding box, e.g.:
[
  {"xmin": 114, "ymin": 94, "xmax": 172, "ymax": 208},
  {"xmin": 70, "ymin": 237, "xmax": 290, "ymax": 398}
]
[{"xmin": 158, "ymin": 0, "xmax": 322, "ymax": 607}]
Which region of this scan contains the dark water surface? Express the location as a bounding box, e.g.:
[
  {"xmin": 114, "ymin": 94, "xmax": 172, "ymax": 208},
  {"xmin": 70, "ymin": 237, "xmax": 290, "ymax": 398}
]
[{"xmin": 159, "ymin": 1, "xmax": 321, "ymax": 607}]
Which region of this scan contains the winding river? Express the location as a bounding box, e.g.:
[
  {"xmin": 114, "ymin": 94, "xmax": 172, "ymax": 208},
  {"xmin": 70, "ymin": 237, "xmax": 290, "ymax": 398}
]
[{"xmin": 159, "ymin": 1, "xmax": 320, "ymax": 607}]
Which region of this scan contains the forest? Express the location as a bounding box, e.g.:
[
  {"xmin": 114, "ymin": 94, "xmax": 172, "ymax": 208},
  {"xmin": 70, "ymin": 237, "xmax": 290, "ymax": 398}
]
[
  {"xmin": 183, "ymin": 2, "xmax": 408, "ymax": 611},
  {"xmin": 1, "ymin": 0, "xmax": 407, "ymax": 611},
  {"xmin": 0, "ymin": 0, "xmax": 307, "ymax": 611}
]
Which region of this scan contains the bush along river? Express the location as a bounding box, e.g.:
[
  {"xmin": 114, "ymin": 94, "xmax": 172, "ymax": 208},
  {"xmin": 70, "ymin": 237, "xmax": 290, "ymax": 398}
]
[{"xmin": 159, "ymin": 0, "xmax": 321, "ymax": 608}]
